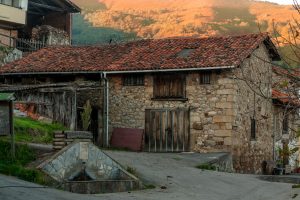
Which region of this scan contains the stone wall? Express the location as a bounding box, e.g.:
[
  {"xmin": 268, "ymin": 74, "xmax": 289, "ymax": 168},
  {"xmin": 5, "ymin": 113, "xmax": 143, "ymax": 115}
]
[
  {"xmin": 230, "ymin": 44, "xmax": 274, "ymax": 173},
  {"xmin": 32, "ymin": 25, "xmax": 70, "ymax": 45},
  {"xmin": 109, "ymin": 70, "xmax": 237, "ymax": 153},
  {"xmin": 0, "ymin": 28, "xmax": 17, "ymax": 46},
  {"xmin": 108, "ymin": 44, "xmax": 275, "ymax": 173}
]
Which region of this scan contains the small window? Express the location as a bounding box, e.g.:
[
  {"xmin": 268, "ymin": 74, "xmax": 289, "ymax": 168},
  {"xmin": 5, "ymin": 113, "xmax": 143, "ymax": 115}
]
[
  {"xmin": 177, "ymin": 49, "xmax": 195, "ymax": 58},
  {"xmin": 200, "ymin": 71, "xmax": 212, "ymax": 84},
  {"xmin": 282, "ymin": 115, "xmax": 289, "ymax": 135},
  {"xmin": 12, "ymin": 0, "xmax": 20, "ymax": 7},
  {"xmin": 153, "ymin": 73, "xmax": 185, "ymax": 99},
  {"xmin": 251, "ymin": 118, "xmax": 256, "ymax": 140},
  {"xmin": 123, "ymin": 74, "xmax": 144, "ymax": 86}
]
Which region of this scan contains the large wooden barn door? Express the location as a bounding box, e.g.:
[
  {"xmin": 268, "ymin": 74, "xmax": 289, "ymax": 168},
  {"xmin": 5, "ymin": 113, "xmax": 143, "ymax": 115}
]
[{"xmin": 145, "ymin": 108, "xmax": 190, "ymax": 152}]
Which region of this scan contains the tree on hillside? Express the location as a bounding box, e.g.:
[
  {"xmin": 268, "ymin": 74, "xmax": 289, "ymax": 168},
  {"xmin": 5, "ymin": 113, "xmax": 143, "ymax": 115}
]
[
  {"xmin": 250, "ymin": 0, "xmax": 300, "ymax": 169},
  {"xmin": 225, "ymin": 1, "xmax": 300, "ymax": 171}
]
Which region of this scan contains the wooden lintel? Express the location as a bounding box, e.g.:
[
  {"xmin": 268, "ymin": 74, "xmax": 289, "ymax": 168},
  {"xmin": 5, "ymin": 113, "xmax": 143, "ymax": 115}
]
[{"xmin": 29, "ymin": 1, "xmax": 64, "ymax": 12}]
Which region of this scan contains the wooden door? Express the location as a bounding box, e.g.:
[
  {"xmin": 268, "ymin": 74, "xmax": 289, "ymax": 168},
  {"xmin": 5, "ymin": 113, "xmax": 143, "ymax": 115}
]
[{"xmin": 144, "ymin": 108, "xmax": 190, "ymax": 152}]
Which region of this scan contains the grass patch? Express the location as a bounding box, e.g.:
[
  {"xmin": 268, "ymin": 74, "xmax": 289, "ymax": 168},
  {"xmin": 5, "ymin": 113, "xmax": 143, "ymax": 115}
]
[
  {"xmin": 0, "ymin": 140, "xmax": 46, "ymax": 184},
  {"xmin": 144, "ymin": 184, "xmax": 156, "ymax": 189},
  {"xmin": 292, "ymin": 184, "xmax": 300, "ymax": 188},
  {"xmin": 126, "ymin": 166, "xmax": 138, "ymax": 177},
  {"xmin": 196, "ymin": 163, "xmax": 217, "ymax": 171},
  {"xmin": 11, "ymin": 117, "xmax": 65, "ymax": 144},
  {"xmin": 172, "ymin": 157, "xmax": 182, "ymax": 161}
]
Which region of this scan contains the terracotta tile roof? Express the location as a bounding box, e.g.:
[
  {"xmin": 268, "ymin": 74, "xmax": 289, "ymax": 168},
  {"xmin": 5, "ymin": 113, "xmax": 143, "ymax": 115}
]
[
  {"xmin": 272, "ymin": 89, "xmax": 300, "ymax": 107},
  {"xmin": 0, "ymin": 33, "xmax": 276, "ymax": 74},
  {"xmin": 272, "ymin": 66, "xmax": 300, "ymax": 78}
]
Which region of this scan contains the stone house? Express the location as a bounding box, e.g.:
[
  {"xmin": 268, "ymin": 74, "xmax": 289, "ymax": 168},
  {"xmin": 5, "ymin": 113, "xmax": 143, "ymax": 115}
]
[
  {"xmin": 0, "ymin": 33, "xmax": 286, "ymax": 173},
  {"xmin": 272, "ymin": 66, "xmax": 300, "ymax": 168},
  {"xmin": 0, "ymin": 0, "xmax": 80, "ymax": 65}
]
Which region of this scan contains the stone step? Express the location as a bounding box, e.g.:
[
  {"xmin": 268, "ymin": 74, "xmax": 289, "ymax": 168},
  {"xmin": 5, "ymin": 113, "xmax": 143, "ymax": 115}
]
[
  {"xmin": 54, "ymin": 134, "xmax": 65, "ymax": 138},
  {"xmin": 53, "ymin": 138, "xmax": 65, "ymax": 142},
  {"xmin": 53, "ymin": 142, "xmax": 66, "ymax": 146},
  {"xmin": 53, "ymin": 147, "xmax": 64, "ymax": 150}
]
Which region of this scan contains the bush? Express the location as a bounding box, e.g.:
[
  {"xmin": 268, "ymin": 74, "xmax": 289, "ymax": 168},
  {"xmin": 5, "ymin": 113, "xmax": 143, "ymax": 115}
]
[
  {"xmin": 13, "ymin": 117, "xmax": 65, "ymax": 144},
  {"xmin": 196, "ymin": 163, "xmax": 217, "ymax": 171},
  {"xmin": 0, "ymin": 140, "xmax": 45, "ymax": 183}
]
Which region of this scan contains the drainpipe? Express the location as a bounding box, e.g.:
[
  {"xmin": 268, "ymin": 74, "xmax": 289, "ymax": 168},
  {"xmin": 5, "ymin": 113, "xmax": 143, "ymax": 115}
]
[
  {"xmin": 102, "ymin": 72, "xmax": 109, "ymax": 147},
  {"xmin": 272, "ymin": 111, "xmax": 276, "ymax": 161}
]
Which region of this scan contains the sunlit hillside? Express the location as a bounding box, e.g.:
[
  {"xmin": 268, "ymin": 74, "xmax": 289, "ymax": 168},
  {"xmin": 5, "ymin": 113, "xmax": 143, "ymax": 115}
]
[{"xmin": 71, "ymin": 0, "xmax": 299, "ymax": 51}]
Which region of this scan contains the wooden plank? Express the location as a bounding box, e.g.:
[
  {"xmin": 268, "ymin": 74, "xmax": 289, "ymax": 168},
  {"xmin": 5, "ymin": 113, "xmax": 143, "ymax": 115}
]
[
  {"xmin": 174, "ymin": 110, "xmax": 179, "ymax": 151},
  {"xmin": 151, "ymin": 111, "xmax": 156, "ymax": 152},
  {"xmin": 172, "ymin": 110, "xmax": 178, "ymax": 151},
  {"xmin": 167, "ymin": 110, "xmax": 172, "ymax": 152},
  {"xmin": 53, "ymin": 142, "xmax": 65, "ymax": 146},
  {"xmin": 184, "ymin": 109, "xmax": 190, "ymax": 151},
  {"xmin": 145, "ymin": 109, "xmax": 151, "ymax": 152},
  {"xmin": 178, "ymin": 109, "xmax": 183, "ymax": 151},
  {"xmin": 155, "ymin": 111, "xmax": 160, "ymax": 152},
  {"xmin": 182, "ymin": 110, "xmax": 186, "ymax": 151},
  {"xmin": 161, "ymin": 111, "xmax": 165, "ymax": 152},
  {"xmin": 0, "ymin": 102, "xmax": 10, "ymax": 136}
]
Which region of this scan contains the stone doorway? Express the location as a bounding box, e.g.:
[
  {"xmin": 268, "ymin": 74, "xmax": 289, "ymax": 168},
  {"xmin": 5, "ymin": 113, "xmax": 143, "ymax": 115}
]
[{"xmin": 144, "ymin": 108, "xmax": 190, "ymax": 152}]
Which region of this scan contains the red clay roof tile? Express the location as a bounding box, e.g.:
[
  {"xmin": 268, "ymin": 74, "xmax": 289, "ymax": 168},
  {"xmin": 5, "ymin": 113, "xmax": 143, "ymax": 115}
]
[
  {"xmin": 272, "ymin": 89, "xmax": 300, "ymax": 107},
  {"xmin": 0, "ymin": 33, "xmax": 272, "ymax": 74}
]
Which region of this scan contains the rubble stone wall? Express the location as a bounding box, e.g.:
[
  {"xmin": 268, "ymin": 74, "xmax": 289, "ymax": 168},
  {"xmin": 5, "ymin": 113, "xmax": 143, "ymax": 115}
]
[
  {"xmin": 108, "ymin": 44, "xmax": 275, "ymax": 173},
  {"xmin": 108, "ymin": 70, "xmax": 237, "ymax": 154},
  {"xmin": 231, "ymin": 44, "xmax": 274, "ymax": 173}
]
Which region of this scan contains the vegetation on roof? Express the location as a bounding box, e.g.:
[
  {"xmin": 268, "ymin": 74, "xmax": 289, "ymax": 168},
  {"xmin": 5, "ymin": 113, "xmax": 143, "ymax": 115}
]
[
  {"xmin": 1, "ymin": 117, "xmax": 66, "ymax": 144},
  {"xmin": 0, "ymin": 93, "xmax": 14, "ymax": 101}
]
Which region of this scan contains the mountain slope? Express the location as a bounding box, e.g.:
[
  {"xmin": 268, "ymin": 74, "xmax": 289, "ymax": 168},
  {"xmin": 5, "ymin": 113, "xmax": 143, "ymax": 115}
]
[{"xmin": 71, "ymin": 0, "xmax": 298, "ymax": 44}]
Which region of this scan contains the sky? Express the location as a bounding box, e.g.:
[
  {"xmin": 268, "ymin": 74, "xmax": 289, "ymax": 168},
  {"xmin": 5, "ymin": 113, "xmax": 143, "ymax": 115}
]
[{"xmin": 261, "ymin": 0, "xmax": 294, "ymax": 4}]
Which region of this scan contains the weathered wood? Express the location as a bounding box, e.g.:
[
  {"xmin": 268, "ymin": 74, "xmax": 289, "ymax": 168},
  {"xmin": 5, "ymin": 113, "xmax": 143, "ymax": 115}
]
[
  {"xmin": 53, "ymin": 138, "xmax": 65, "ymax": 142},
  {"xmin": 53, "ymin": 146, "xmax": 64, "ymax": 150},
  {"xmin": 144, "ymin": 109, "xmax": 150, "ymax": 152},
  {"xmin": 145, "ymin": 108, "xmax": 190, "ymax": 152},
  {"xmin": 65, "ymin": 131, "xmax": 93, "ymax": 139},
  {"xmin": 53, "ymin": 142, "xmax": 65, "ymax": 146},
  {"xmin": 14, "ymin": 101, "xmax": 53, "ymax": 106},
  {"xmin": 153, "ymin": 74, "xmax": 185, "ymax": 98},
  {"xmin": 0, "ymin": 102, "xmax": 10, "ymax": 135}
]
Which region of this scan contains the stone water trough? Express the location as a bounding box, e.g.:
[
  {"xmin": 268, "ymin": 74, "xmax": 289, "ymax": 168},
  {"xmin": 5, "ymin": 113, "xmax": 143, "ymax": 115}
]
[{"xmin": 38, "ymin": 141, "xmax": 141, "ymax": 194}]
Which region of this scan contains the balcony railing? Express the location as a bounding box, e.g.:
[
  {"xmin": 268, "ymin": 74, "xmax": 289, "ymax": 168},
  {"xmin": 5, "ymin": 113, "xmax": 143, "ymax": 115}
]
[
  {"xmin": 0, "ymin": 0, "xmax": 22, "ymax": 8},
  {"xmin": 0, "ymin": 33, "xmax": 46, "ymax": 52}
]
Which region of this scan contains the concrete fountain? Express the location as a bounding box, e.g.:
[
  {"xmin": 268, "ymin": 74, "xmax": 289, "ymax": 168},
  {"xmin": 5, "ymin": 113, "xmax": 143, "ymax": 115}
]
[{"xmin": 38, "ymin": 139, "xmax": 141, "ymax": 194}]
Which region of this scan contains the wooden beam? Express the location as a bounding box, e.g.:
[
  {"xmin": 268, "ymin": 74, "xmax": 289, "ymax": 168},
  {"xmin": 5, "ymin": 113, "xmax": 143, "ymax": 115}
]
[
  {"xmin": 29, "ymin": 1, "xmax": 64, "ymax": 12},
  {"xmin": 27, "ymin": 10, "xmax": 44, "ymax": 16},
  {"xmin": 14, "ymin": 101, "xmax": 53, "ymax": 106}
]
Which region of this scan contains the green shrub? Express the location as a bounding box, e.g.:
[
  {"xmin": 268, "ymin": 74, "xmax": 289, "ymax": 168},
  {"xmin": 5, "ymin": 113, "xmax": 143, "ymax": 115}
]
[
  {"xmin": 196, "ymin": 163, "xmax": 217, "ymax": 171},
  {"xmin": 0, "ymin": 141, "xmax": 42, "ymax": 182},
  {"xmin": 126, "ymin": 166, "xmax": 138, "ymax": 176},
  {"xmin": 81, "ymin": 100, "xmax": 92, "ymax": 131},
  {"xmin": 13, "ymin": 117, "xmax": 66, "ymax": 144}
]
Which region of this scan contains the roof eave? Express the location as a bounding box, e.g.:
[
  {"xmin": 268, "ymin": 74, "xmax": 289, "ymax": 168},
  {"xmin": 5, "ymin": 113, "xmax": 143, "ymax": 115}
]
[{"xmin": 0, "ymin": 65, "xmax": 236, "ymax": 76}]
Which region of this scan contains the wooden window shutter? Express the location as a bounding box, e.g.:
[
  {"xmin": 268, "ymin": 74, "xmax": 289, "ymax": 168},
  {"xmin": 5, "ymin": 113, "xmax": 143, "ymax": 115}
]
[{"xmin": 154, "ymin": 73, "xmax": 185, "ymax": 99}]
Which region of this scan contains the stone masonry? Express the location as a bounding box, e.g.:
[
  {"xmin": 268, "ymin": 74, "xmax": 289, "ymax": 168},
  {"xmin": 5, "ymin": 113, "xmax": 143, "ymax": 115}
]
[{"xmin": 108, "ymin": 44, "xmax": 275, "ymax": 173}]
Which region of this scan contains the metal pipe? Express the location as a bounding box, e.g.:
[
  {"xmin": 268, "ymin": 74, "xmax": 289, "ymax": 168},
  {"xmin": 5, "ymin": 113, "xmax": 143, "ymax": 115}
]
[
  {"xmin": 102, "ymin": 72, "xmax": 109, "ymax": 147},
  {"xmin": 1, "ymin": 65, "xmax": 235, "ymax": 76},
  {"xmin": 103, "ymin": 65, "xmax": 235, "ymax": 74}
]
